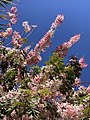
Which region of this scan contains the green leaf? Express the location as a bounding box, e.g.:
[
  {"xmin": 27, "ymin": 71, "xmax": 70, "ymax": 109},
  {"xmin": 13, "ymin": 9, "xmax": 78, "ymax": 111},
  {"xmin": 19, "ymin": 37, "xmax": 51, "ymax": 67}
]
[
  {"xmin": 0, "ymin": 0, "xmax": 13, "ymax": 8},
  {"xmin": 0, "ymin": 14, "xmax": 7, "ymax": 20},
  {"xmin": 22, "ymin": 38, "xmax": 29, "ymax": 44}
]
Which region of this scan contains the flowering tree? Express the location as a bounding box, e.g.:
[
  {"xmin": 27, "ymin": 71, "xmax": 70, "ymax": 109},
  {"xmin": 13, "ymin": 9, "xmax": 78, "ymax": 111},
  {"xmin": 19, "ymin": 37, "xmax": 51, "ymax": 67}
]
[{"xmin": 0, "ymin": 6, "xmax": 90, "ymax": 120}]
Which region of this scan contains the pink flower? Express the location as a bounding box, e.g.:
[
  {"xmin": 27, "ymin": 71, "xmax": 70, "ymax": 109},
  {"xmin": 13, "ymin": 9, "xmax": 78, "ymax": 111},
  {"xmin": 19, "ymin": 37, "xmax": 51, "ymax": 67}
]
[
  {"xmin": 54, "ymin": 44, "xmax": 68, "ymax": 58},
  {"xmin": 64, "ymin": 34, "xmax": 80, "ymax": 48},
  {"xmin": 73, "ymin": 77, "xmax": 81, "ymax": 86},
  {"xmin": 23, "ymin": 45, "xmax": 31, "ymax": 53},
  {"xmin": 62, "ymin": 41, "xmax": 72, "ymax": 48},
  {"xmin": 5, "ymin": 27, "xmax": 13, "ymax": 36},
  {"xmin": 0, "ymin": 27, "xmax": 13, "ymax": 38},
  {"xmin": 26, "ymin": 50, "xmax": 42, "ymax": 65},
  {"xmin": 10, "ymin": 17, "xmax": 17, "ymax": 24},
  {"xmin": 7, "ymin": 12, "xmax": 16, "ymax": 19},
  {"xmin": 79, "ymin": 56, "xmax": 87, "ymax": 68},
  {"xmin": 7, "ymin": 23, "xmax": 11, "ymax": 28},
  {"xmin": 55, "ymin": 14, "xmax": 64, "ymax": 26},
  {"xmin": 86, "ymin": 85, "xmax": 90, "ymax": 93},
  {"xmin": 78, "ymin": 85, "xmax": 86, "ymax": 90},
  {"xmin": 22, "ymin": 21, "xmax": 31, "ymax": 32},
  {"xmin": 32, "ymin": 75, "xmax": 41, "ymax": 83},
  {"xmin": 54, "ymin": 34, "xmax": 80, "ymax": 58},
  {"xmin": 69, "ymin": 34, "xmax": 80, "ymax": 45},
  {"xmin": 51, "ymin": 14, "xmax": 64, "ymax": 30},
  {"xmin": 12, "ymin": 31, "xmax": 22, "ymax": 48},
  {"xmin": 57, "ymin": 103, "xmax": 84, "ymax": 120},
  {"xmin": 11, "ymin": 7, "xmax": 17, "ymax": 13},
  {"xmin": 7, "ymin": 7, "xmax": 18, "ymax": 24},
  {"xmin": 11, "ymin": 110, "xmax": 16, "ymax": 117},
  {"xmin": 34, "ymin": 30, "xmax": 53, "ymax": 52}
]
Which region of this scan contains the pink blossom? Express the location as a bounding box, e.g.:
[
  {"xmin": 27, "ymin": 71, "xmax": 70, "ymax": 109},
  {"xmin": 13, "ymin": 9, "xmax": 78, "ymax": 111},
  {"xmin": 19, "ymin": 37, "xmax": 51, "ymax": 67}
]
[
  {"xmin": 34, "ymin": 30, "xmax": 53, "ymax": 52},
  {"xmin": 7, "ymin": 23, "xmax": 11, "ymax": 28},
  {"xmin": 54, "ymin": 44, "xmax": 68, "ymax": 58},
  {"xmin": 62, "ymin": 41, "xmax": 72, "ymax": 48},
  {"xmin": 51, "ymin": 14, "xmax": 64, "ymax": 30},
  {"xmin": 23, "ymin": 45, "xmax": 31, "ymax": 53},
  {"xmin": 32, "ymin": 75, "xmax": 41, "ymax": 83},
  {"xmin": 7, "ymin": 12, "xmax": 16, "ymax": 19},
  {"xmin": 62, "ymin": 34, "xmax": 80, "ymax": 48},
  {"xmin": 5, "ymin": 27, "xmax": 13, "ymax": 36},
  {"xmin": 79, "ymin": 56, "xmax": 87, "ymax": 68},
  {"xmin": 7, "ymin": 7, "xmax": 18, "ymax": 24},
  {"xmin": 54, "ymin": 34, "xmax": 80, "ymax": 58},
  {"xmin": 0, "ymin": 28, "xmax": 13, "ymax": 38},
  {"xmin": 78, "ymin": 85, "xmax": 86, "ymax": 90},
  {"xmin": 11, "ymin": 110, "xmax": 16, "ymax": 117},
  {"xmin": 10, "ymin": 17, "xmax": 17, "ymax": 24},
  {"xmin": 69, "ymin": 34, "xmax": 80, "ymax": 45},
  {"xmin": 73, "ymin": 77, "xmax": 81, "ymax": 86},
  {"xmin": 86, "ymin": 85, "xmax": 90, "ymax": 93},
  {"xmin": 26, "ymin": 50, "xmax": 42, "ymax": 65},
  {"xmin": 57, "ymin": 103, "xmax": 84, "ymax": 120},
  {"xmin": 64, "ymin": 34, "xmax": 81, "ymax": 48},
  {"xmin": 55, "ymin": 14, "xmax": 64, "ymax": 26},
  {"xmin": 34, "ymin": 15, "xmax": 64, "ymax": 53},
  {"xmin": 12, "ymin": 31, "xmax": 22, "ymax": 48},
  {"xmin": 11, "ymin": 7, "xmax": 17, "ymax": 13},
  {"xmin": 22, "ymin": 21, "xmax": 31, "ymax": 32}
]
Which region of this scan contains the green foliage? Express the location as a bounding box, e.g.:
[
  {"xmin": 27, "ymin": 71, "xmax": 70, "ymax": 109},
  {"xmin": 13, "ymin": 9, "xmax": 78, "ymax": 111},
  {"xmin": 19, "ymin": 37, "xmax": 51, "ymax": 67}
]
[
  {"xmin": 82, "ymin": 106, "xmax": 90, "ymax": 120},
  {"xmin": 0, "ymin": 89, "xmax": 40, "ymax": 119},
  {"xmin": 0, "ymin": 0, "xmax": 14, "ymax": 8},
  {"xmin": 22, "ymin": 38, "xmax": 29, "ymax": 44},
  {"xmin": 46, "ymin": 52, "xmax": 64, "ymax": 74},
  {"xmin": 0, "ymin": 0, "xmax": 14, "ymax": 30},
  {"xmin": 46, "ymin": 53, "xmax": 79, "ymax": 95},
  {"xmin": 30, "ymin": 65, "xmax": 41, "ymax": 76},
  {"xmin": 2, "ymin": 68, "xmax": 16, "ymax": 91}
]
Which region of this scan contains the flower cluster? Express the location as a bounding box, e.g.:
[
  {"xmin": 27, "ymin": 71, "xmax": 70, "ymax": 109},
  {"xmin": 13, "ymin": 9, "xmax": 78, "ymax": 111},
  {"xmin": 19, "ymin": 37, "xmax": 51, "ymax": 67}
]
[
  {"xmin": 27, "ymin": 14, "xmax": 64, "ymax": 65},
  {"xmin": 12, "ymin": 31, "xmax": 22, "ymax": 48},
  {"xmin": 0, "ymin": 27, "xmax": 13, "ymax": 38},
  {"xmin": 79, "ymin": 56, "xmax": 88, "ymax": 68},
  {"xmin": 50, "ymin": 14, "xmax": 64, "ymax": 30},
  {"xmin": 34, "ymin": 15, "xmax": 64, "ymax": 53},
  {"xmin": 7, "ymin": 7, "xmax": 17, "ymax": 24},
  {"xmin": 22, "ymin": 21, "xmax": 31, "ymax": 32},
  {"xmin": 57, "ymin": 102, "xmax": 84, "ymax": 120},
  {"xmin": 54, "ymin": 34, "xmax": 80, "ymax": 58},
  {"xmin": 26, "ymin": 50, "xmax": 41, "ymax": 65}
]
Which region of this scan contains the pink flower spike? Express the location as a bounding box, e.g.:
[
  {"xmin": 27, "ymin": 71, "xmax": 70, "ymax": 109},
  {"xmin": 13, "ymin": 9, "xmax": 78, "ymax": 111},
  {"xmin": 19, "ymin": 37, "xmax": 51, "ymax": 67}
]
[
  {"xmin": 79, "ymin": 56, "xmax": 88, "ymax": 68},
  {"xmin": 69, "ymin": 34, "xmax": 80, "ymax": 45},
  {"xmin": 34, "ymin": 30, "xmax": 53, "ymax": 52},
  {"xmin": 55, "ymin": 14, "xmax": 64, "ymax": 26},
  {"xmin": 51, "ymin": 14, "xmax": 64, "ymax": 30}
]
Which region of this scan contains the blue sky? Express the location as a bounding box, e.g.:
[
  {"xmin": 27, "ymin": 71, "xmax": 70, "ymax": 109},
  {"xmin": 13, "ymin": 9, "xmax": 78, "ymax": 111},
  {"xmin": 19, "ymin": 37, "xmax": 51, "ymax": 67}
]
[{"xmin": 14, "ymin": 0, "xmax": 90, "ymax": 85}]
